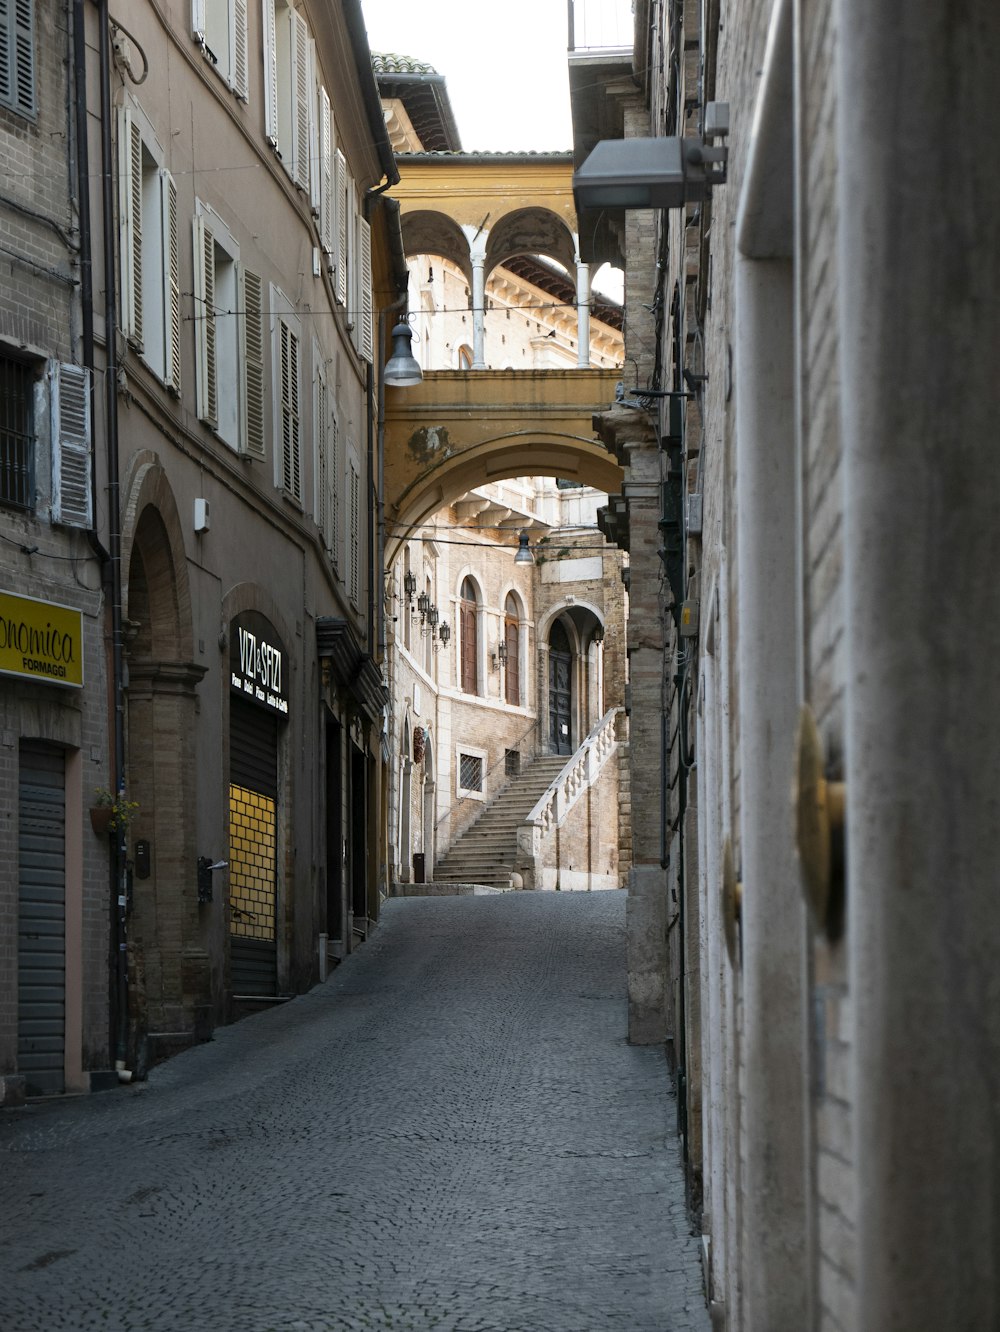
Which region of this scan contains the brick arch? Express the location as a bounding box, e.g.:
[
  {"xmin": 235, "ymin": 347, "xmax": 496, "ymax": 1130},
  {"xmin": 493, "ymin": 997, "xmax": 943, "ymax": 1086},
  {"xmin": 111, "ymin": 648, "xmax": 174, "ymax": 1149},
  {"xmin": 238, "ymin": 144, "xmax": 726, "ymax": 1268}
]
[
  {"xmin": 121, "ymin": 456, "xmax": 194, "ymax": 661},
  {"xmin": 386, "ymin": 429, "xmax": 622, "ymax": 560}
]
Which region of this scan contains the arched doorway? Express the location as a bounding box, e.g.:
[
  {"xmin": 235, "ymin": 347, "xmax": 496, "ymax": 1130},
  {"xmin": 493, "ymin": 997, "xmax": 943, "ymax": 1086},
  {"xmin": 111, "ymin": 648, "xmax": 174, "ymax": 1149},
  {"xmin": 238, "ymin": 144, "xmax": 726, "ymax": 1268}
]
[
  {"xmin": 548, "ymin": 619, "xmax": 573, "ymax": 754},
  {"xmin": 124, "ymin": 495, "xmax": 206, "ymax": 1044}
]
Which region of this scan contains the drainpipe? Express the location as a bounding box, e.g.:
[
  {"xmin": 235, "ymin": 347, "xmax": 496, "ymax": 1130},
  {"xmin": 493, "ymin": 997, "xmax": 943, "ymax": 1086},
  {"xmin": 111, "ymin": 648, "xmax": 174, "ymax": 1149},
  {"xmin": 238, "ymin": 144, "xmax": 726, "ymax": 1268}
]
[
  {"xmin": 96, "ymin": 0, "xmax": 129, "ymax": 1069},
  {"xmin": 74, "ymin": 5, "xmax": 111, "ymax": 571}
]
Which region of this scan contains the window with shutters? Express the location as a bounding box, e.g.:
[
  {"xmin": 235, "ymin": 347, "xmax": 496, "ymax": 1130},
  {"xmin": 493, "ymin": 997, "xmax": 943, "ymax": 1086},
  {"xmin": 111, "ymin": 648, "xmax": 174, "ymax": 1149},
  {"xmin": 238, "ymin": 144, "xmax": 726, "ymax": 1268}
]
[
  {"xmin": 270, "ymin": 285, "xmax": 302, "ymax": 501},
  {"xmin": 334, "ymin": 150, "xmax": 349, "ymax": 306},
  {"xmin": 193, "ymin": 204, "xmax": 251, "ymax": 452},
  {"xmin": 316, "ymin": 85, "xmax": 334, "ymax": 255},
  {"xmin": 313, "ymin": 347, "xmax": 338, "ymax": 557},
  {"xmin": 49, "ymin": 362, "xmax": 93, "ymax": 528},
  {"xmin": 355, "ymin": 215, "xmax": 374, "ymax": 363},
  {"xmin": 0, "ymin": 354, "xmax": 35, "ymax": 511},
  {"xmin": 347, "ymin": 452, "xmax": 360, "ymax": 606},
  {"xmin": 460, "ymin": 576, "xmax": 478, "ymax": 695},
  {"xmin": 117, "ymin": 106, "xmax": 181, "ymax": 393},
  {"xmin": 263, "ymin": 0, "xmax": 312, "ymax": 190},
  {"xmin": 191, "ymin": 0, "xmax": 248, "ymax": 99},
  {"xmin": 0, "ymin": 0, "xmax": 35, "ymax": 119}
]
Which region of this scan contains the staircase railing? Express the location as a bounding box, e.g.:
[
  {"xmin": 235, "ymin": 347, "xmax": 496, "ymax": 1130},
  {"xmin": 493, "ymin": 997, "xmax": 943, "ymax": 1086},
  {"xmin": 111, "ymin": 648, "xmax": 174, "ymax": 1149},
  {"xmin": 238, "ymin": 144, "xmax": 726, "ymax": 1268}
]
[{"xmin": 515, "ymin": 707, "xmax": 623, "ymax": 867}]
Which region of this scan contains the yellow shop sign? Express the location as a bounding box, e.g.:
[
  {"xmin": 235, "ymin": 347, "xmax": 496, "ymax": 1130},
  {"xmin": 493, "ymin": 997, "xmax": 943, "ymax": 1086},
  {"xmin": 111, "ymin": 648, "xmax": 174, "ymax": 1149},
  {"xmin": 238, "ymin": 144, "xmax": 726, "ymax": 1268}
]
[{"xmin": 0, "ymin": 591, "xmax": 83, "ymax": 688}]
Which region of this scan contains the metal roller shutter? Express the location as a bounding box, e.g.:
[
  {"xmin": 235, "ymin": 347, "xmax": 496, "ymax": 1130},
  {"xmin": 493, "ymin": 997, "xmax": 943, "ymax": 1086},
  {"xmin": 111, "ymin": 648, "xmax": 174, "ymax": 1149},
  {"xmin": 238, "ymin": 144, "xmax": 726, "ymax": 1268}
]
[
  {"xmin": 18, "ymin": 743, "xmax": 66, "ymax": 1096},
  {"xmin": 229, "ymin": 697, "xmax": 278, "ymax": 995}
]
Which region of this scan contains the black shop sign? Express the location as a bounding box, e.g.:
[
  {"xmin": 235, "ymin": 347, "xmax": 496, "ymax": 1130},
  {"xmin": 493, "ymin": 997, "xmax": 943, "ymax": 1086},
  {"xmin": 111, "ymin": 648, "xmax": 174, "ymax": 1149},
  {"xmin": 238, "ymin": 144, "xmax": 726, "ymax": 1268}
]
[{"xmin": 230, "ymin": 612, "xmax": 288, "ymax": 716}]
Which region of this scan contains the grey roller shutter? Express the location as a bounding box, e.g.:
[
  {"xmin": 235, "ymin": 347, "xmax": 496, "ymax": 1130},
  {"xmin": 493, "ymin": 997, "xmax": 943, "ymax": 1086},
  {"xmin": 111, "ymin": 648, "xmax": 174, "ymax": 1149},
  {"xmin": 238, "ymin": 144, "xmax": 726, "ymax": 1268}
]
[{"xmin": 18, "ymin": 742, "xmax": 65, "ymax": 1095}]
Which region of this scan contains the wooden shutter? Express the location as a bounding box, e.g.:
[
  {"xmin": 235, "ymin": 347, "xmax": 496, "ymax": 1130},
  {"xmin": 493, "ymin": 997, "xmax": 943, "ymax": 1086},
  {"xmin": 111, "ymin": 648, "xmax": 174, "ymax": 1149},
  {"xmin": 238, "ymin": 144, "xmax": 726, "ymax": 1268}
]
[
  {"xmin": 163, "ymin": 172, "xmax": 181, "ymax": 392},
  {"xmin": 329, "ymin": 410, "xmax": 340, "ymax": 561},
  {"xmin": 117, "ymin": 107, "xmax": 143, "ymax": 345},
  {"xmin": 358, "ymin": 217, "xmax": 373, "ymax": 363},
  {"xmin": 193, "ymin": 215, "xmax": 218, "ymax": 427},
  {"xmin": 461, "ymin": 597, "xmax": 477, "ymax": 694},
  {"xmin": 279, "ymin": 320, "xmax": 301, "ymax": 500},
  {"xmin": 50, "ymin": 363, "xmax": 92, "ymax": 528},
  {"xmin": 190, "ymin": 0, "xmax": 206, "ymax": 39},
  {"xmin": 314, "ymin": 354, "xmax": 327, "ymax": 537},
  {"xmin": 263, "ymin": 0, "xmax": 278, "ymax": 145},
  {"xmin": 290, "ymin": 9, "xmax": 310, "ymax": 189},
  {"xmin": 334, "ymin": 149, "xmax": 347, "ymax": 305},
  {"xmin": 232, "ymin": 0, "xmax": 249, "ymax": 99},
  {"xmin": 1, "ymin": 0, "xmax": 35, "ymax": 116},
  {"xmin": 348, "ymin": 457, "xmax": 359, "ymax": 604},
  {"xmin": 319, "ymin": 87, "xmax": 333, "ymax": 253},
  {"xmin": 239, "ymin": 265, "xmax": 266, "ymax": 458},
  {"xmin": 505, "ymin": 616, "xmax": 520, "ymax": 706}
]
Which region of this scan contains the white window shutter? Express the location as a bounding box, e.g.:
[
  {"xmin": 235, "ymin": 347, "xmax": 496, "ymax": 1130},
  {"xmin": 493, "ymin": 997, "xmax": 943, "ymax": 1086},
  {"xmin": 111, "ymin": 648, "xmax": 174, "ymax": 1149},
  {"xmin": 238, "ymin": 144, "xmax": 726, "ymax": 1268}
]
[
  {"xmin": 162, "ymin": 172, "xmax": 182, "ymax": 393},
  {"xmin": 318, "ymin": 87, "xmax": 333, "ymax": 252},
  {"xmin": 334, "ymin": 149, "xmax": 347, "ymax": 305},
  {"xmin": 193, "ymin": 215, "xmax": 218, "ymax": 427},
  {"xmin": 358, "ymin": 216, "xmax": 373, "ymax": 363},
  {"xmin": 118, "ymin": 106, "xmax": 143, "ymax": 345},
  {"xmin": 263, "ymin": 0, "xmax": 278, "ymax": 145},
  {"xmin": 50, "ymin": 363, "xmax": 93, "ymax": 529},
  {"xmin": 239, "ymin": 265, "xmax": 266, "ymax": 459},
  {"xmin": 279, "ymin": 320, "xmax": 301, "ymax": 500},
  {"xmin": 232, "ymin": 0, "xmax": 249, "ymax": 100},
  {"xmin": 191, "ymin": 0, "xmax": 206, "ymax": 40},
  {"xmin": 289, "ymin": 10, "xmax": 310, "ymax": 189}
]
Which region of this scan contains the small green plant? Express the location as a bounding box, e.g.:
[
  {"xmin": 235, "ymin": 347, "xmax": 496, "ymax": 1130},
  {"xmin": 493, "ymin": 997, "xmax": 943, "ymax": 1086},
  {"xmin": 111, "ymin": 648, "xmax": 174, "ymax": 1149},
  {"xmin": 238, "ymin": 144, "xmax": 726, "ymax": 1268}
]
[{"xmin": 93, "ymin": 787, "xmax": 140, "ymax": 832}]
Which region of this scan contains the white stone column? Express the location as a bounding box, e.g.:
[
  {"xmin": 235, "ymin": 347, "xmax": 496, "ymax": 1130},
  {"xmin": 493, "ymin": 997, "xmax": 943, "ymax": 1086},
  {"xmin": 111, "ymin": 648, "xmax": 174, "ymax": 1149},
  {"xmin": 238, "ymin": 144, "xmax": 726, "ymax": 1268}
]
[
  {"xmin": 471, "ymin": 255, "xmax": 486, "ymax": 369},
  {"xmin": 837, "ymin": 1, "xmax": 1000, "ymax": 1327},
  {"xmin": 575, "ymin": 259, "xmax": 591, "ymax": 367}
]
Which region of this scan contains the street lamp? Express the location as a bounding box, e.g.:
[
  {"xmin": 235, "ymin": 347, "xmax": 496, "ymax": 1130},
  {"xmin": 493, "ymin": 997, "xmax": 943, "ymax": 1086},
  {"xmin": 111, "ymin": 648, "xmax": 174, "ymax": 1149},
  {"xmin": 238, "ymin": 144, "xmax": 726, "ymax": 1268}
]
[{"xmin": 382, "ymin": 322, "xmax": 423, "ymax": 387}]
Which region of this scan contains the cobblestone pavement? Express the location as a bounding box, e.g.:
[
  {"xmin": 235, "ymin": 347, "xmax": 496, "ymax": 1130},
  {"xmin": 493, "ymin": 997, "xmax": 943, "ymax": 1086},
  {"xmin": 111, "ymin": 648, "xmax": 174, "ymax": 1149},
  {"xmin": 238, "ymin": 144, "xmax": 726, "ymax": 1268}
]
[{"xmin": 1, "ymin": 891, "xmax": 709, "ymax": 1332}]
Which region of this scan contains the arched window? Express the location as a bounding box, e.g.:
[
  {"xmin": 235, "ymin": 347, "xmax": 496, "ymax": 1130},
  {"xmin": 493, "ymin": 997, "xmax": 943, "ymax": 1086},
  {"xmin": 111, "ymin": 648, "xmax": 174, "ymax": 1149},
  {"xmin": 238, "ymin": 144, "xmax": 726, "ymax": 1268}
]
[
  {"xmin": 460, "ymin": 577, "xmax": 478, "ymax": 694},
  {"xmin": 504, "ymin": 593, "xmax": 520, "ymax": 706},
  {"xmin": 457, "ymin": 344, "xmax": 473, "ymax": 370}
]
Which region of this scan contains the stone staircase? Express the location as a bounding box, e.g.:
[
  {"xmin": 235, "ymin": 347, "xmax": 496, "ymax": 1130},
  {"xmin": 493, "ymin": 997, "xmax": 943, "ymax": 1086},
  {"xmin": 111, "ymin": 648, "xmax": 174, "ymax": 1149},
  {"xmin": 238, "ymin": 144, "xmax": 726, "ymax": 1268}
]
[{"xmin": 433, "ymin": 755, "xmax": 568, "ymax": 888}]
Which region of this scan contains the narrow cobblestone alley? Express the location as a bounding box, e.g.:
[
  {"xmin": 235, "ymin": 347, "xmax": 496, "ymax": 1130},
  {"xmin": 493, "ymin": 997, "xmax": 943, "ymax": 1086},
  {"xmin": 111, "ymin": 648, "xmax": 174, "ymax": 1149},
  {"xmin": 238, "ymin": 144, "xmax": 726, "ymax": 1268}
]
[{"xmin": 0, "ymin": 892, "xmax": 708, "ymax": 1332}]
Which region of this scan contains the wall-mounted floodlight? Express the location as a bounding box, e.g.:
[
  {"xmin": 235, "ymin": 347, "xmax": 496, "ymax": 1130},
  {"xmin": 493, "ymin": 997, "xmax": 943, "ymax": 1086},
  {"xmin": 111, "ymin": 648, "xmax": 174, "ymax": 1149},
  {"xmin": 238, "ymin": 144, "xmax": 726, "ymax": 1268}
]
[{"xmin": 573, "ymin": 108, "xmax": 729, "ymax": 214}]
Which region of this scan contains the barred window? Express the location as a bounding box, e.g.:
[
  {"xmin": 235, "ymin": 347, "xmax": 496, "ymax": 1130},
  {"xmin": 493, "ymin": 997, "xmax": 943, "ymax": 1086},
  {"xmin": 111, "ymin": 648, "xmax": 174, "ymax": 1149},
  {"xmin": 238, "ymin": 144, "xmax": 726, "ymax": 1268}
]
[
  {"xmin": 504, "ymin": 749, "xmax": 520, "ymax": 778},
  {"xmin": 0, "ymin": 355, "xmax": 34, "ymax": 511},
  {"xmin": 459, "ymin": 753, "xmax": 483, "ymax": 794}
]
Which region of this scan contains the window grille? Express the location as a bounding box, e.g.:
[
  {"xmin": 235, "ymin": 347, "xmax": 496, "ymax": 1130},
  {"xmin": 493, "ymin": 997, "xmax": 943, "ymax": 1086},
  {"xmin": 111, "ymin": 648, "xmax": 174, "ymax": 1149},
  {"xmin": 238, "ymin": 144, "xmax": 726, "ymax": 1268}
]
[
  {"xmin": 0, "ymin": 356, "xmax": 34, "ymax": 511},
  {"xmin": 505, "ymin": 749, "xmax": 520, "ymax": 778},
  {"xmin": 459, "ymin": 753, "xmax": 483, "ymax": 793}
]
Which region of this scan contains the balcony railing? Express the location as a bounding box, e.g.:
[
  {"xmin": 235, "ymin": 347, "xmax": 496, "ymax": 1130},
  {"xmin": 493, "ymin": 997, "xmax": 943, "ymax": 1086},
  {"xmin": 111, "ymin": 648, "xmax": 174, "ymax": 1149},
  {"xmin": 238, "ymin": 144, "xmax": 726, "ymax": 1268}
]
[{"xmin": 568, "ymin": 0, "xmax": 634, "ymax": 52}]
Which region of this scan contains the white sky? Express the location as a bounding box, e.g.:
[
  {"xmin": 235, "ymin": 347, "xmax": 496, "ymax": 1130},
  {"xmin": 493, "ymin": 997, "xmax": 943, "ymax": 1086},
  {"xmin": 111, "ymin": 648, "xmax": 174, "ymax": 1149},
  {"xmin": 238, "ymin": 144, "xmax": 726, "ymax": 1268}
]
[
  {"xmin": 360, "ymin": 0, "xmax": 624, "ymax": 302},
  {"xmin": 360, "ymin": 0, "xmax": 574, "ymax": 153}
]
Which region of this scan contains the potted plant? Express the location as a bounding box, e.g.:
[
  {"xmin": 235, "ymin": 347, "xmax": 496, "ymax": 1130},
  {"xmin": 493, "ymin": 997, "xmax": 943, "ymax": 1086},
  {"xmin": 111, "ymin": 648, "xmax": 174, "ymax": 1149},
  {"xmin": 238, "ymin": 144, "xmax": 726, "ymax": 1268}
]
[{"xmin": 89, "ymin": 788, "xmax": 140, "ymax": 836}]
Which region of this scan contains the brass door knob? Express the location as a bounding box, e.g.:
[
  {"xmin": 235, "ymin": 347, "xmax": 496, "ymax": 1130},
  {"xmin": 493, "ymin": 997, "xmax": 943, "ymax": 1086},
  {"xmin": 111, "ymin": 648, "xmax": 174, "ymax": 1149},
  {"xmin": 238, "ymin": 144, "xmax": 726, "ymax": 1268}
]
[{"xmin": 794, "ymin": 704, "xmax": 846, "ymax": 934}]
